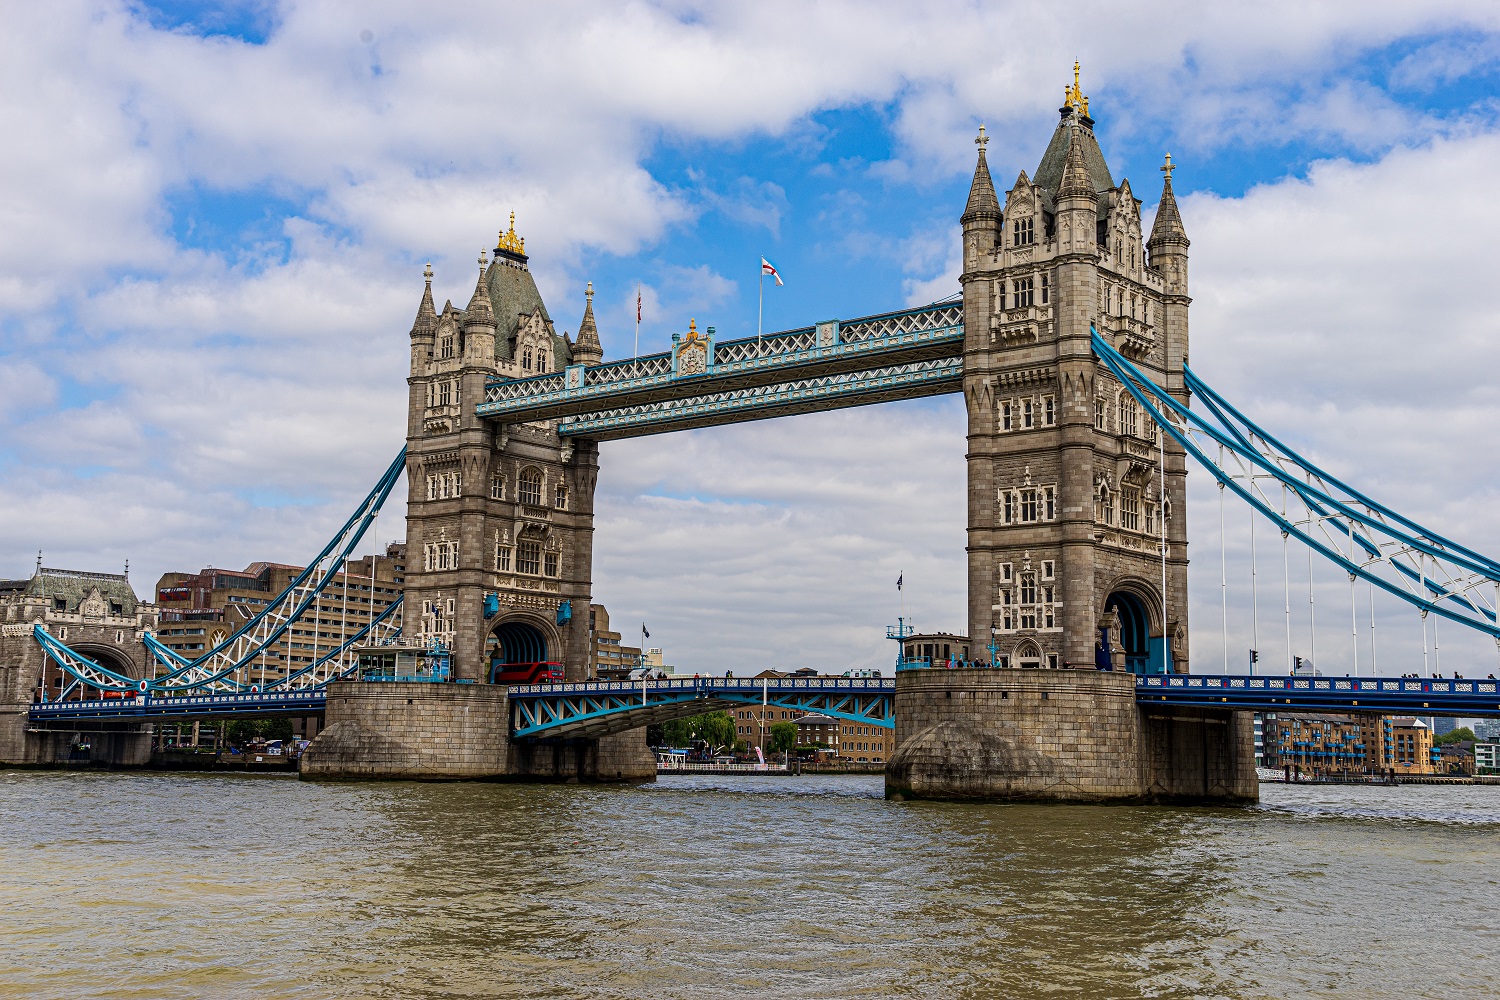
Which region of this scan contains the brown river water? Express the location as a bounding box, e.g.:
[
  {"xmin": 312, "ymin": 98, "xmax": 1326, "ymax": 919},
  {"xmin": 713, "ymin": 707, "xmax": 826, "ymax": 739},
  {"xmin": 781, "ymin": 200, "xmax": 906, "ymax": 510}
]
[{"xmin": 0, "ymin": 771, "xmax": 1497, "ymax": 999}]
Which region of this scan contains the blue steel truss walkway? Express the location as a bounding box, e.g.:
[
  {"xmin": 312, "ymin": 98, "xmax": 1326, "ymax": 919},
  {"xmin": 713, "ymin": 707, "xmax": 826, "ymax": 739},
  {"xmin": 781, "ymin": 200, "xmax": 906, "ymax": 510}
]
[
  {"xmin": 476, "ymin": 303, "xmax": 964, "ymax": 439},
  {"xmin": 508, "ymin": 676, "xmax": 897, "ymax": 740},
  {"xmin": 1137, "ymin": 673, "xmax": 1500, "ymax": 717}
]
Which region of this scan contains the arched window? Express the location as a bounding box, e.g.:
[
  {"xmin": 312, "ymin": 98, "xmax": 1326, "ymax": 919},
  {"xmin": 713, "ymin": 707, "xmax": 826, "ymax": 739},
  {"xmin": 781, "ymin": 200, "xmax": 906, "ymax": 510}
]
[
  {"xmin": 1117, "ymin": 394, "xmax": 1139, "ymax": 437},
  {"xmin": 537, "ymin": 350, "xmax": 547, "ymax": 372},
  {"xmin": 518, "ymin": 468, "xmax": 543, "ymax": 506},
  {"xmin": 523, "ymin": 348, "xmax": 533, "ymax": 371},
  {"xmin": 554, "ymin": 483, "xmax": 568, "ymax": 509}
]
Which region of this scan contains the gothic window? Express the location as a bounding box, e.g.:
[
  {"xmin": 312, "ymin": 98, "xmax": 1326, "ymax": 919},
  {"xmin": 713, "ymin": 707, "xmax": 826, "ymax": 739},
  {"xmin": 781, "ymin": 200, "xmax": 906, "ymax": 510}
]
[
  {"xmin": 1013, "ymin": 216, "xmax": 1034, "ymax": 246},
  {"xmin": 1001, "ymin": 401, "xmax": 1013, "ymax": 432},
  {"xmin": 554, "ymin": 483, "xmax": 568, "ymax": 509},
  {"xmin": 519, "ymin": 468, "xmax": 543, "ymax": 506},
  {"xmin": 1003, "ymin": 491, "xmax": 1016, "ymax": 524},
  {"xmin": 438, "ymin": 380, "xmax": 452, "ymax": 407},
  {"xmin": 453, "ymin": 471, "xmax": 462, "ymax": 496},
  {"xmin": 1121, "ymin": 486, "xmax": 1141, "ymax": 531},
  {"xmin": 1001, "ymin": 587, "xmax": 1015, "ymax": 630},
  {"xmin": 1044, "ymin": 486, "xmax": 1056, "ymax": 520},
  {"xmin": 1022, "ymin": 398, "xmax": 1035, "ymax": 429},
  {"xmin": 1043, "ymin": 395, "xmax": 1055, "ymax": 426},
  {"xmin": 1014, "ymin": 276, "xmax": 1034, "ymax": 308},
  {"xmin": 1020, "ymin": 573, "xmax": 1037, "ymax": 605},
  {"xmin": 1041, "ymin": 560, "xmax": 1055, "ymax": 580},
  {"xmin": 1094, "ymin": 397, "xmax": 1107, "ymax": 431},
  {"xmin": 438, "ymin": 474, "xmax": 450, "ymax": 499},
  {"xmin": 1118, "ymin": 395, "xmax": 1139, "ymax": 437},
  {"xmin": 426, "ymin": 475, "xmax": 438, "ymax": 501},
  {"xmin": 1097, "ymin": 484, "xmax": 1115, "ymax": 526},
  {"xmin": 544, "ymin": 552, "xmax": 559, "ymax": 577},
  {"xmin": 1146, "ymin": 501, "xmax": 1158, "ymax": 537},
  {"xmin": 1021, "ymin": 489, "xmax": 1039, "ymax": 522},
  {"xmin": 495, "ymin": 543, "xmax": 511, "ymax": 572},
  {"xmin": 440, "ymin": 336, "xmax": 454, "ymax": 359},
  {"xmin": 538, "ymin": 350, "xmax": 548, "ymax": 372},
  {"xmin": 517, "ymin": 540, "xmax": 541, "ymax": 575},
  {"xmin": 490, "ymin": 475, "xmax": 505, "ymax": 500},
  {"xmin": 1040, "ymin": 273, "xmax": 1050, "ymax": 305},
  {"xmin": 523, "ymin": 348, "xmax": 533, "ymax": 372}
]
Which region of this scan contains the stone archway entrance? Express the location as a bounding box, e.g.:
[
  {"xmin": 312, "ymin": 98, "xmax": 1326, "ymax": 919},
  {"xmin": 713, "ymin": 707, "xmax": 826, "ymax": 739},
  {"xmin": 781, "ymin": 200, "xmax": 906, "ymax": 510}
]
[
  {"xmin": 485, "ymin": 619, "xmax": 558, "ymax": 684},
  {"xmin": 1103, "ymin": 591, "xmax": 1163, "ymax": 674}
]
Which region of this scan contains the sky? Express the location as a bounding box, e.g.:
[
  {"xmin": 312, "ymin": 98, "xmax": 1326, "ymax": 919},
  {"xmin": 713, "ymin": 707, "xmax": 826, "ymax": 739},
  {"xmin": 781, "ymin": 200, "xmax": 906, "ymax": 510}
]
[{"xmin": 4, "ymin": 1, "xmax": 1500, "ymax": 678}]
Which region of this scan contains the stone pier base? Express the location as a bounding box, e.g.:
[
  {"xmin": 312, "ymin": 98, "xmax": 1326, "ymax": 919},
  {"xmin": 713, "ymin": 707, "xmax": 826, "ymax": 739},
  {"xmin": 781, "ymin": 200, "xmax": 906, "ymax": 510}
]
[
  {"xmin": 885, "ymin": 668, "xmax": 1257, "ymax": 804},
  {"xmin": 300, "ymin": 679, "xmax": 655, "ymax": 783},
  {"xmin": 0, "ymin": 705, "xmax": 152, "ymax": 768}
]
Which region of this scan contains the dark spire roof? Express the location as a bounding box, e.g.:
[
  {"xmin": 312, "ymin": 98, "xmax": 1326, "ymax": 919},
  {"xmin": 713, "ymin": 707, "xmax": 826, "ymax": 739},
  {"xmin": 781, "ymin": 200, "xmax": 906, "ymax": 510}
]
[
  {"xmin": 1149, "ymin": 154, "xmax": 1188, "ymax": 245},
  {"xmin": 961, "ymin": 124, "xmax": 1001, "ymax": 225},
  {"xmin": 1057, "ymin": 122, "xmax": 1098, "ymax": 202},
  {"xmin": 1033, "ymin": 109, "xmax": 1114, "ymax": 203},
  {"xmin": 573, "ymin": 282, "xmax": 602, "ymax": 362},
  {"xmin": 409, "ymin": 263, "xmax": 437, "ymax": 339},
  {"xmin": 463, "ymin": 251, "xmax": 494, "ymax": 328}
]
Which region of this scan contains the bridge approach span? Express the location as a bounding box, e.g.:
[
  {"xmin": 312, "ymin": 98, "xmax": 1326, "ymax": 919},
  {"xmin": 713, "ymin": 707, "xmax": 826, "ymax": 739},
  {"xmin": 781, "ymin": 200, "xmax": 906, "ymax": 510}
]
[{"xmin": 508, "ymin": 676, "xmax": 897, "ymax": 740}]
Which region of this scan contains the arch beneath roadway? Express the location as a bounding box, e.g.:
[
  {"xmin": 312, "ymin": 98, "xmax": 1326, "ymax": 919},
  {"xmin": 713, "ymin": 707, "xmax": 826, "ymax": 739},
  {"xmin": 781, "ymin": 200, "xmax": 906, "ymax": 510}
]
[
  {"xmin": 61, "ymin": 643, "xmax": 140, "ymax": 699},
  {"xmin": 1102, "ymin": 587, "xmax": 1162, "ymax": 674},
  {"xmin": 485, "ymin": 614, "xmax": 559, "ymax": 683}
]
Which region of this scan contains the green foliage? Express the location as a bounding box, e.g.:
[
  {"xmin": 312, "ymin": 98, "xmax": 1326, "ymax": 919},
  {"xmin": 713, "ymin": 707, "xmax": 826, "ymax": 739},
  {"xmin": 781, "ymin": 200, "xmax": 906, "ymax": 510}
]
[
  {"xmin": 1435, "ymin": 727, "xmax": 1476, "ymax": 746},
  {"xmin": 226, "ymin": 717, "xmax": 294, "ymax": 744},
  {"xmin": 768, "ymin": 721, "xmax": 797, "ymax": 754},
  {"xmin": 659, "ymin": 711, "xmax": 736, "ymax": 751}
]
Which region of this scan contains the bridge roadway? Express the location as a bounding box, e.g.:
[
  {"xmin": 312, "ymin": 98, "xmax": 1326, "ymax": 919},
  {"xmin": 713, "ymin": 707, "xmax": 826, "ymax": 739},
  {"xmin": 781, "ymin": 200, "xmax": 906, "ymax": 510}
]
[{"xmin": 28, "ymin": 673, "xmax": 1499, "ymax": 736}]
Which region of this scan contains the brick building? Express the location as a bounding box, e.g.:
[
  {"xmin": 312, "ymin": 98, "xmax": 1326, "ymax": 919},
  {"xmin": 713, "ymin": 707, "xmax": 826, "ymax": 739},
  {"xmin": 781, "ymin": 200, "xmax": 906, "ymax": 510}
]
[{"xmin": 153, "ymin": 543, "xmax": 404, "ymax": 685}]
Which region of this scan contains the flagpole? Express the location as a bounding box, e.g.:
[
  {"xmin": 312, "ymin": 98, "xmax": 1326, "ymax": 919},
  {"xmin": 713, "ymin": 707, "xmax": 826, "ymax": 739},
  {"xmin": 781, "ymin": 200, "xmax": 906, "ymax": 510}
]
[{"xmin": 757, "ymin": 265, "xmax": 764, "ymax": 345}]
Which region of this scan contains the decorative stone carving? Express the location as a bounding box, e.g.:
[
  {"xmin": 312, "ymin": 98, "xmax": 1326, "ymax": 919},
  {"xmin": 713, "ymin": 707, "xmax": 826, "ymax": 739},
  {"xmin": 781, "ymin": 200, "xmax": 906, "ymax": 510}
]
[{"xmin": 79, "ymin": 588, "xmax": 107, "ymax": 619}]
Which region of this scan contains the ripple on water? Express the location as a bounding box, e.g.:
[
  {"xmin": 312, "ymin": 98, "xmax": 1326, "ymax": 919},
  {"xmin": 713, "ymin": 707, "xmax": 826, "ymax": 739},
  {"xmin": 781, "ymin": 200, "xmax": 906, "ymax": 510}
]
[{"xmin": 1, "ymin": 770, "xmax": 1497, "ymax": 999}]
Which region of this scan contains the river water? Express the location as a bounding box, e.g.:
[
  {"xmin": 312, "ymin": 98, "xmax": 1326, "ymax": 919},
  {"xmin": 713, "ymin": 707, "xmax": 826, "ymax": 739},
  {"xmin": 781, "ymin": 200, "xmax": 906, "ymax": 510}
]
[{"xmin": 1, "ymin": 772, "xmax": 1497, "ymax": 1000}]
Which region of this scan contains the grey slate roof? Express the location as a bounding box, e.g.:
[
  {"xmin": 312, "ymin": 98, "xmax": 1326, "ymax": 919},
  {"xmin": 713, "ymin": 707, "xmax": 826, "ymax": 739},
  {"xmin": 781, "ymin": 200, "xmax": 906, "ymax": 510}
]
[
  {"xmin": 21, "ymin": 568, "xmax": 140, "ymax": 613},
  {"xmin": 1033, "ymin": 109, "xmax": 1115, "ymax": 217}
]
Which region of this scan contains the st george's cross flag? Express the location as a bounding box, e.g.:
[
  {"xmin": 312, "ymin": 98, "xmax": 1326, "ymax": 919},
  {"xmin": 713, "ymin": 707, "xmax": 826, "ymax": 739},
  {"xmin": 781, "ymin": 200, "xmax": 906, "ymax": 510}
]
[{"xmin": 761, "ymin": 257, "xmax": 784, "ymax": 286}]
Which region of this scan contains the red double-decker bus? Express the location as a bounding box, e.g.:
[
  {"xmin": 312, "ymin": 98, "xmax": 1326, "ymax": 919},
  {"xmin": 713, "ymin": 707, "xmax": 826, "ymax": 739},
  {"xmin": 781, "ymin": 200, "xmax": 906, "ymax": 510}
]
[{"xmin": 489, "ymin": 661, "xmax": 564, "ymax": 685}]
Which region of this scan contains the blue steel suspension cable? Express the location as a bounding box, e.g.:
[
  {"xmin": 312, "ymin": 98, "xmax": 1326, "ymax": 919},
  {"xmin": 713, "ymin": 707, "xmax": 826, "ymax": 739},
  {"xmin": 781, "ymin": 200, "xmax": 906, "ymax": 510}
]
[{"xmin": 1092, "ymin": 327, "xmax": 1500, "ymax": 642}]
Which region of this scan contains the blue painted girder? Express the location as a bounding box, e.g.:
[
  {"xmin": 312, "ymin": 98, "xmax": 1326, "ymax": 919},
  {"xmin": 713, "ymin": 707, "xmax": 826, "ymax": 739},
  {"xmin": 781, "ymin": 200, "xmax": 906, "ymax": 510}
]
[
  {"xmin": 27, "ymin": 689, "xmax": 328, "ymax": 723},
  {"xmin": 1137, "ymin": 673, "xmax": 1500, "ymax": 717},
  {"xmin": 509, "ymin": 676, "xmax": 897, "ymax": 739},
  {"xmin": 476, "ymin": 303, "xmax": 963, "ymax": 437}
]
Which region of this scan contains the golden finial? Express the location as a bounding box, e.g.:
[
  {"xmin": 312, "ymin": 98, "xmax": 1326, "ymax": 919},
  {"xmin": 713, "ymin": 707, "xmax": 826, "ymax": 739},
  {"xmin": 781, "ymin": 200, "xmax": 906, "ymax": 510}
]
[
  {"xmin": 975, "ymin": 124, "xmax": 989, "ymax": 150},
  {"xmin": 496, "ymin": 210, "xmax": 526, "ymax": 255},
  {"xmin": 687, "ymin": 318, "xmax": 699, "ymax": 340},
  {"xmin": 1161, "ymin": 152, "xmax": 1176, "ymax": 179},
  {"xmin": 1065, "ymin": 60, "xmax": 1088, "ymax": 113}
]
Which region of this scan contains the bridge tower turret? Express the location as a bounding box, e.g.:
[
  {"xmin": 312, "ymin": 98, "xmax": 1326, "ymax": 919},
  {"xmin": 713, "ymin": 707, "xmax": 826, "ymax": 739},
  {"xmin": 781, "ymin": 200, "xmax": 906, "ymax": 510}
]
[
  {"xmin": 957, "ymin": 67, "xmax": 1190, "ymax": 676},
  {"xmin": 403, "ymin": 217, "xmax": 601, "ymax": 683}
]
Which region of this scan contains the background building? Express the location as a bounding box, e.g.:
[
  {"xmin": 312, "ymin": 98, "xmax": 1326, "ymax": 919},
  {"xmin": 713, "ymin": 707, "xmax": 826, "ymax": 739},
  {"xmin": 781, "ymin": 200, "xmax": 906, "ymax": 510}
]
[
  {"xmin": 153, "ymin": 543, "xmax": 405, "ymax": 685},
  {"xmin": 587, "ymin": 603, "xmax": 643, "ymax": 680}
]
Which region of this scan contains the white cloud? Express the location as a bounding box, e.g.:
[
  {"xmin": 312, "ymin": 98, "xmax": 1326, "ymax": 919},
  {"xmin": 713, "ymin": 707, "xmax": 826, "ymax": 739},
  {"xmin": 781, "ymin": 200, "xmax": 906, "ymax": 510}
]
[{"xmin": 6, "ymin": 2, "xmax": 1500, "ymax": 677}]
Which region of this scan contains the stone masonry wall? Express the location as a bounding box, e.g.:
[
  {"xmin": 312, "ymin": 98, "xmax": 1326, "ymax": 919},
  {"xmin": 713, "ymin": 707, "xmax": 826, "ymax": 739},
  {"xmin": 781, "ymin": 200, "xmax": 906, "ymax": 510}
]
[
  {"xmin": 888, "ymin": 668, "xmax": 1145, "ymax": 802},
  {"xmin": 301, "ymin": 679, "xmax": 654, "ymax": 783}
]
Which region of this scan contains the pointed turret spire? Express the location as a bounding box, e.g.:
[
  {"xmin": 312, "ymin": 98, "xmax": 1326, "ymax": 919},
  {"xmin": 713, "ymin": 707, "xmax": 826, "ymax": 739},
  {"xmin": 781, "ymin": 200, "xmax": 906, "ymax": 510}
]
[
  {"xmin": 463, "ymin": 250, "xmax": 494, "ymax": 328},
  {"xmin": 409, "ymin": 262, "xmax": 437, "ymax": 339},
  {"xmin": 1057, "ymin": 123, "xmax": 1096, "ymax": 202},
  {"xmin": 1148, "ymin": 152, "xmax": 1188, "ymax": 245},
  {"xmin": 961, "ymin": 124, "xmax": 1001, "ymax": 225},
  {"xmin": 572, "ymin": 281, "xmax": 602, "ymax": 366}
]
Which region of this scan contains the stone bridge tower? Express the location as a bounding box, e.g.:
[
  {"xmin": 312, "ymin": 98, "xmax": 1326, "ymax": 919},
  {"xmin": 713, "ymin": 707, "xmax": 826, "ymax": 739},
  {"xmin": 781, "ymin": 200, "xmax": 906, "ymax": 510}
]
[
  {"xmin": 959, "ymin": 74, "xmax": 1191, "ymax": 675},
  {"xmin": 403, "ymin": 217, "xmax": 600, "ymax": 682}
]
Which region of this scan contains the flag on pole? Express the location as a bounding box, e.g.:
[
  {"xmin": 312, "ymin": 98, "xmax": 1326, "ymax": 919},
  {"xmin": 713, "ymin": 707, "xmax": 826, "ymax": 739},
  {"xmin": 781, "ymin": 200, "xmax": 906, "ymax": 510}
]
[
  {"xmin": 760, "ymin": 257, "xmax": 784, "ymax": 286},
  {"xmin": 896, "ymin": 574, "xmax": 903, "ymax": 591},
  {"xmin": 636, "ymin": 287, "xmax": 642, "ymax": 323},
  {"xmin": 642, "ymin": 623, "xmax": 651, "ymax": 639}
]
